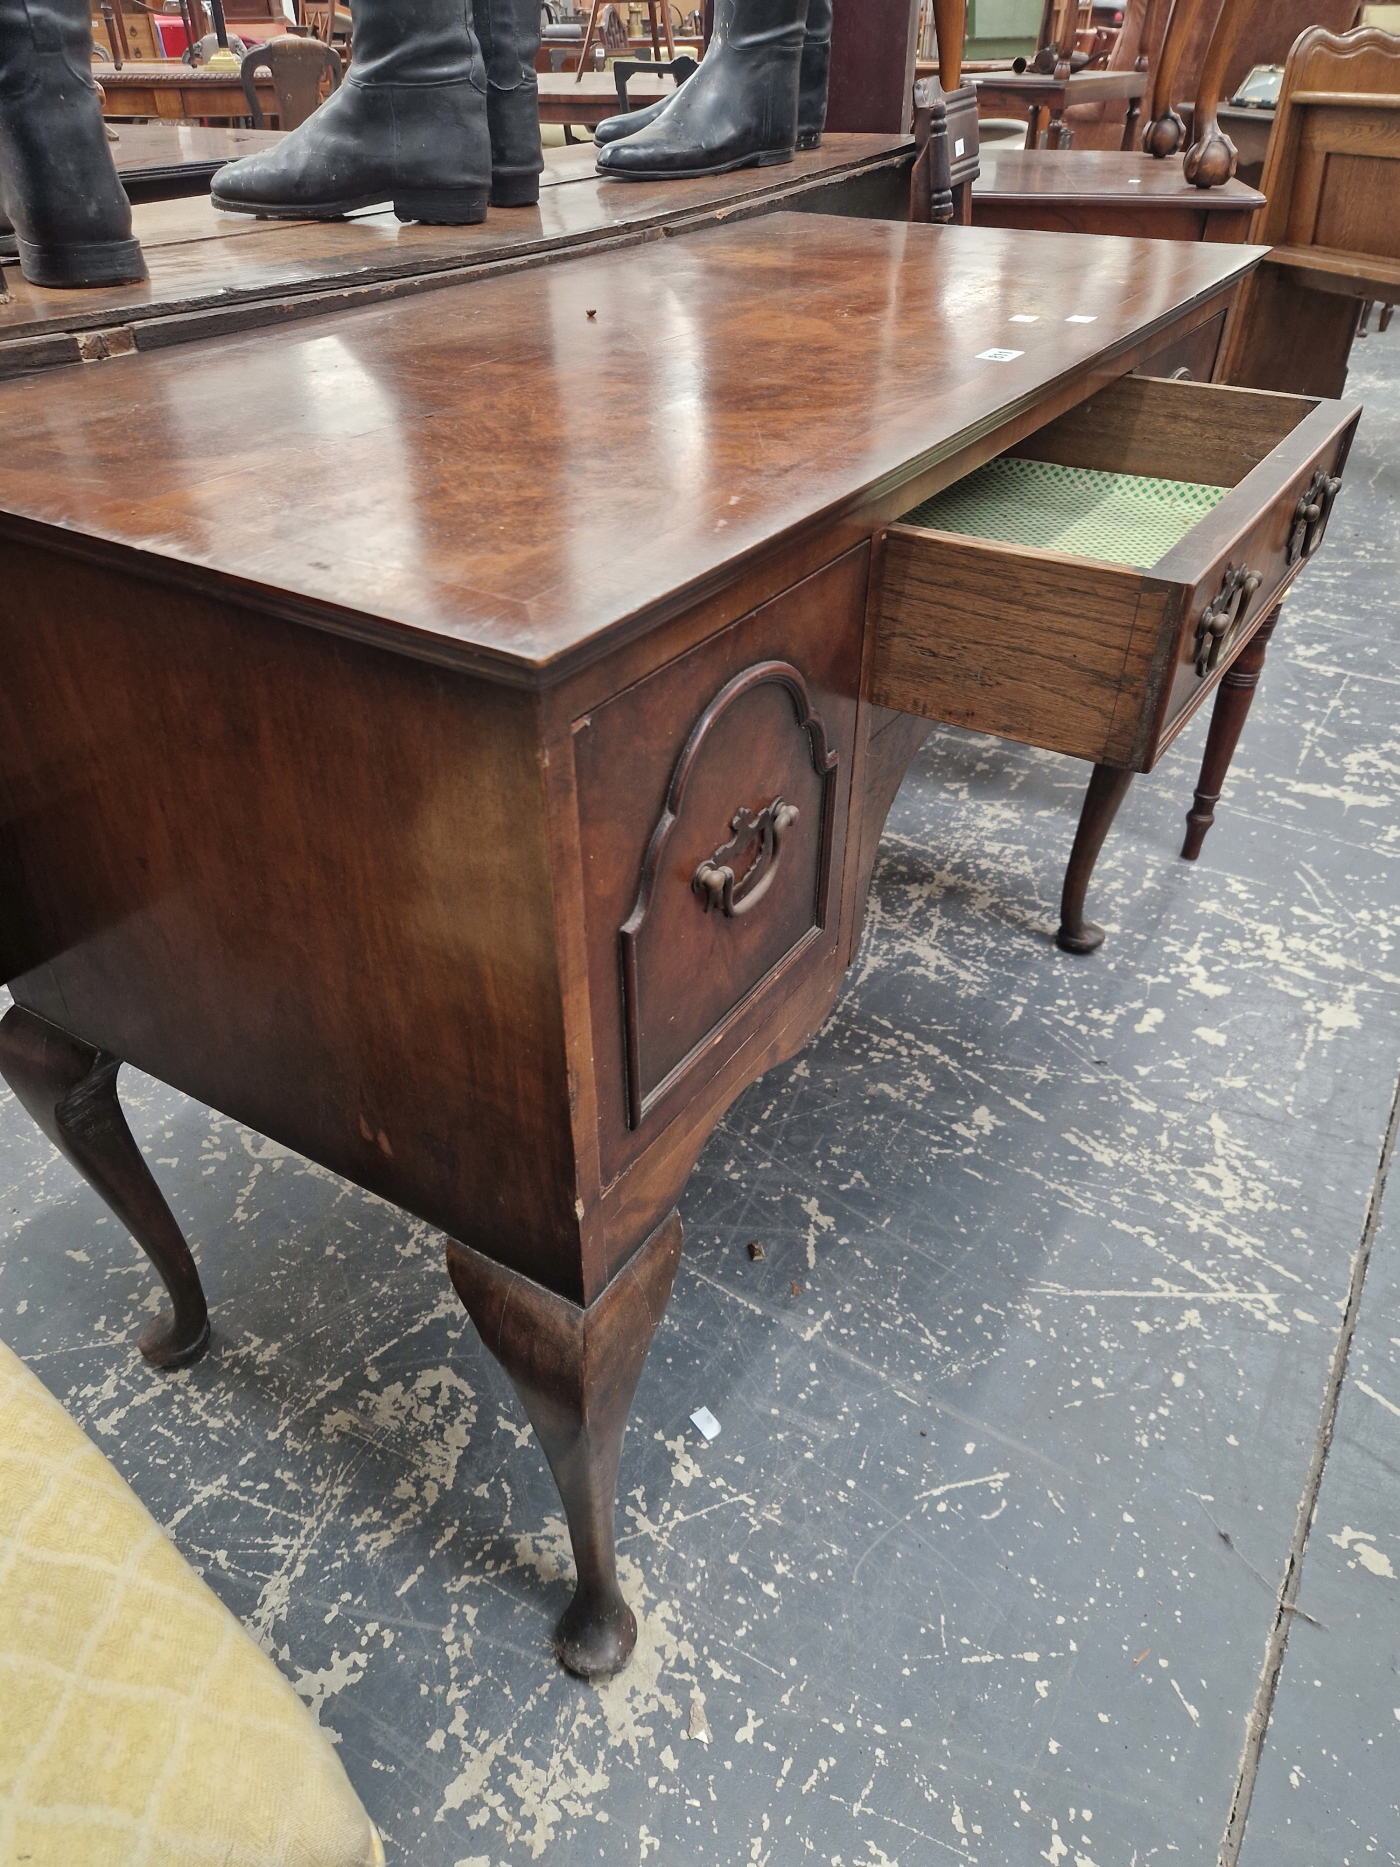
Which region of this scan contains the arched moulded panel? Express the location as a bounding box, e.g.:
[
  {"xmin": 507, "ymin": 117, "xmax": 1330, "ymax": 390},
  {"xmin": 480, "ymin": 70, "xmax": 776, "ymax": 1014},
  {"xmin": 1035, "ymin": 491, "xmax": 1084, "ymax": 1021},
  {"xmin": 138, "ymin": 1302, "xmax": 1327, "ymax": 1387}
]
[{"xmin": 620, "ymin": 660, "xmax": 839, "ymax": 1130}]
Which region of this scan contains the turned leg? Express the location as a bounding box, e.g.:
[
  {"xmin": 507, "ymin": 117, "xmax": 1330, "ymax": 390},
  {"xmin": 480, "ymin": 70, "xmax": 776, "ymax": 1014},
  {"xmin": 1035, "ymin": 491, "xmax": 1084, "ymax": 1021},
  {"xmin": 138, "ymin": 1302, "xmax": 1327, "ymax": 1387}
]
[
  {"xmin": 0, "ymin": 1004, "xmax": 210, "ymax": 1368},
  {"xmin": 1056, "ymin": 763, "xmax": 1135, "ymax": 954},
  {"xmin": 1046, "ymin": 100, "xmax": 1067, "ymax": 149},
  {"xmin": 446, "ymin": 1211, "xmax": 682, "ymax": 1680},
  {"xmin": 1181, "ymin": 604, "xmax": 1280, "ymax": 861}
]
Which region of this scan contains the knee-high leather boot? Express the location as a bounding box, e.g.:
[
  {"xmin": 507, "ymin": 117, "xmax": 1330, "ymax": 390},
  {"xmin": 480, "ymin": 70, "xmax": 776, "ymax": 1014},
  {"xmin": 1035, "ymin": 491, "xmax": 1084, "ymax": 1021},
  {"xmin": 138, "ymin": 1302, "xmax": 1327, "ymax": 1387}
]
[
  {"xmin": 476, "ymin": 0, "xmax": 543, "ymax": 206},
  {"xmin": 211, "ymin": 0, "xmax": 491, "ymax": 224},
  {"xmin": 0, "ymin": 0, "xmax": 144, "ymax": 287},
  {"xmin": 593, "ymin": 0, "xmax": 829, "ymax": 155},
  {"xmin": 595, "ymin": 0, "xmax": 808, "ymax": 180}
]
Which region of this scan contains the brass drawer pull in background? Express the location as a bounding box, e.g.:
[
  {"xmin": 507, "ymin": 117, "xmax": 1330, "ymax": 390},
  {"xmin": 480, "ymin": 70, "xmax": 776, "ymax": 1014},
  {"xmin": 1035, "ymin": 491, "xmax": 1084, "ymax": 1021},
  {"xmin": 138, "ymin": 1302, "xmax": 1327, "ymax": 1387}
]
[
  {"xmin": 1194, "ymin": 559, "xmax": 1262, "ymax": 677},
  {"xmin": 694, "ymin": 800, "xmax": 800, "ymax": 918},
  {"xmin": 1287, "ymin": 465, "xmax": 1344, "ymax": 565}
]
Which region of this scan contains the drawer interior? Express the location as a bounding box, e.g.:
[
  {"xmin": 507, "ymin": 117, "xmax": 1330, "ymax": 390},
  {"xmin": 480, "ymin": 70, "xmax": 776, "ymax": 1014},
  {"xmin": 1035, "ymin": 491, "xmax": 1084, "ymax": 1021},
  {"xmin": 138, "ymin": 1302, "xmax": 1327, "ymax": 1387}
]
[
  {"xmin": 901, "ymin": 457, "xmax": 1231, "ymax": 570},
  {"xmin": 897, "ymin": 374, "xmax": 1321, "ymax": 568}
]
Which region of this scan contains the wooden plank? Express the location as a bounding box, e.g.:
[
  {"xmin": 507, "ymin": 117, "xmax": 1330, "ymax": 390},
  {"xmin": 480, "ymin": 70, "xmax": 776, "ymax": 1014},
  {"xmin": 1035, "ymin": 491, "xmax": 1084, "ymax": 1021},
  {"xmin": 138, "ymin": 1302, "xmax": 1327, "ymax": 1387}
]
[
  {"xmin": 1007, "ymin": 373, "xmax": 1314, "ymax": 486},
  {"xmin": 870, "ymin": 527, "xmax": 1147, "ymax": 764}
]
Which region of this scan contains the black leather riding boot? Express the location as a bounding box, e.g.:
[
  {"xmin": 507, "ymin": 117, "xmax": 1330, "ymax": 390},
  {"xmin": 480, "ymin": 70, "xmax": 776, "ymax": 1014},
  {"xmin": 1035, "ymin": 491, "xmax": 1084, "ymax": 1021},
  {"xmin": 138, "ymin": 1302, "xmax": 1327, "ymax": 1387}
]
[
  {"xmin": 476, "ymin": 0, "xmax": 543, "ymax": 206},
  {"xmin": 593, "ymin": 0, "xmax": 829, "ymax": 153},
  {"xmin": 211, "ymin": 0, "xmax": 491, "ymax": 224},
  {"xmin": 0, "ymin": 0, "xmax": 144, "ymax": 287},
  {"xmin": 595, "ymin": 0, "xmax": 808, "ymax": 180},
  {"xmin": 795, "ymin": 0, "xmax": 830, "ymax": 150}
]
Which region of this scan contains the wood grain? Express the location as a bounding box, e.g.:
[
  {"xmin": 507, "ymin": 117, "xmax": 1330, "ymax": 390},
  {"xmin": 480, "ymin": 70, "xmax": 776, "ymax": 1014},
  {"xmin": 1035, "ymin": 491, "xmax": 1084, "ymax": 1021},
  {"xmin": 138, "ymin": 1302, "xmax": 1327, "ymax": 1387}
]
[
  {"xmin": 1005, "ymin": 372, "xmax": 1319, "ymax": 486},
  {"xmin": 872, "ymin": 375, "xmax": 1360, "ymax": 772}
]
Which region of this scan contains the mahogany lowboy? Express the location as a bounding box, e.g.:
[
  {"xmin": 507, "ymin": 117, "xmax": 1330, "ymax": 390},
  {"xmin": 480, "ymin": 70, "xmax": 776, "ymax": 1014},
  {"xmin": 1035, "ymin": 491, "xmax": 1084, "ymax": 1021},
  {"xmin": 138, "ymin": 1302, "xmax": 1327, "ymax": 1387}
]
[{"xmin": 0, "ymin": 216, "xmax": 1322, "ymax": 1674}]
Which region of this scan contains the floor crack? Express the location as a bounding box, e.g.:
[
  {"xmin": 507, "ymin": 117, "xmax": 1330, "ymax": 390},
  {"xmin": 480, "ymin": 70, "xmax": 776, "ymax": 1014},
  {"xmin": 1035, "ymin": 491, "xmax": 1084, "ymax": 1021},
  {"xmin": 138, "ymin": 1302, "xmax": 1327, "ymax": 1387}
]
[{"xmin": 1219, "ymin": 1056, "xmax": 1400, "ymax": 1865}]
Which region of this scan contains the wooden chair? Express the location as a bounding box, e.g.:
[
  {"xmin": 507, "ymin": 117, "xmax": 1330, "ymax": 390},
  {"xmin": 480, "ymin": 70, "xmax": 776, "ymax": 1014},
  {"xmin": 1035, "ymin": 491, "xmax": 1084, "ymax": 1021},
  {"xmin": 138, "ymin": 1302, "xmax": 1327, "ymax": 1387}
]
[
  {"xmin": 577, "ymin": 0, "xmax": 675, "ymax": 80},
  {"xmin": 1142, "ymin": 0, "xmax": 1362, "ymax": 160},
  {"xmin": 1218, "ymin": 24, "xmax": 1400, "ymax": 395},
  {"xmin": 240, "ymin": 34, "xmax": 341, "ymax": 130}
]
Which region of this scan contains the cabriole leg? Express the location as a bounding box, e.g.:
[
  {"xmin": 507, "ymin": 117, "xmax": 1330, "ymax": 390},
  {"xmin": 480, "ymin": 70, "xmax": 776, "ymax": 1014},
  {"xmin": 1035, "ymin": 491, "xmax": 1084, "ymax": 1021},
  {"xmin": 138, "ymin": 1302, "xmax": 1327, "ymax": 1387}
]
[
  {"xmin": 0, "ymin": 1004, "xmax": 210, "ymax": 1368},
  {"xmin": 1181, "ymin": 604, "xmax": 1280, "ymax": 861},
  {"xmin": 446, "ymin": 1210, "xmax": 682, "ymax": 1679},
  {"xmin": 1056, "ymin": 763, "xmax": 1135, "ymax": 954}
]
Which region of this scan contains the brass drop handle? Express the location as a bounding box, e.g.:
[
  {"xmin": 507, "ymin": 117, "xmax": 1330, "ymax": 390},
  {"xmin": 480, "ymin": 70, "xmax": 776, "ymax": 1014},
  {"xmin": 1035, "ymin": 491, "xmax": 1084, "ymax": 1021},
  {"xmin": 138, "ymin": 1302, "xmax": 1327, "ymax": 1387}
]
[
  {"xmin": 694, "ymin": 799, "xmax": 800, "ymax": 919},
  {"xmin": 1287, "ymin": 465, "xmax": 1344, "ymax": 565},
  {"xmin": 1194, "ymin": 560, "xmax": 1261, "ymax": 677}
]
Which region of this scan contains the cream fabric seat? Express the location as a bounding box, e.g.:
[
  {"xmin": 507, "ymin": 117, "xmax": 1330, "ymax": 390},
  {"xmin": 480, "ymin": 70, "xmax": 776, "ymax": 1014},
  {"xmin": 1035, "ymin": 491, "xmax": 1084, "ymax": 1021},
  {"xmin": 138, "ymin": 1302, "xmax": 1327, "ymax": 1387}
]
[{"xmin": 0, "ymin": 1339, "xmax": 384, "ymax": 1867}]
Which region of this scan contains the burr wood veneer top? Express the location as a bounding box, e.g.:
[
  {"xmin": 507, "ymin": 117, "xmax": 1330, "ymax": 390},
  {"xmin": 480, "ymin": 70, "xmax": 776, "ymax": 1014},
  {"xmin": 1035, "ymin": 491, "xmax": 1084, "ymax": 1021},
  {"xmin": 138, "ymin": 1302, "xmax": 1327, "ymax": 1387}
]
[{"xmin": 0, "ymin": 215, "xmax": 1263, "ymax": 682}]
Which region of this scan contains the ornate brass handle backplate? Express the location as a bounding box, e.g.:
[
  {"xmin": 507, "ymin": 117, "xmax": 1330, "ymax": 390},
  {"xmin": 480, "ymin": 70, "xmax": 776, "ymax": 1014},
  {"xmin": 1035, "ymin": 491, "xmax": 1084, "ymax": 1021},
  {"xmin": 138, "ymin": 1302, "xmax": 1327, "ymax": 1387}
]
[
  {"xmin": 693, "ymin": 798, "xmax": 799, "ymax": 918},
  {"xmin": 1194, "ymin": 559, "xmax": 1262, "ymax": 677},
  {"xmin": 1287, "ymin": 465, "xmax": 1343, "ymax": 566}
]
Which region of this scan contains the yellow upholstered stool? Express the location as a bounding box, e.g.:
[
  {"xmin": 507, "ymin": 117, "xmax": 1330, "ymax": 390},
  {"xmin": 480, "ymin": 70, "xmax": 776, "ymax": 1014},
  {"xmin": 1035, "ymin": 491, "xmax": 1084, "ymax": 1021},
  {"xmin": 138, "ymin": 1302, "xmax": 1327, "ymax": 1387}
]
[{"xmin": 0, "ymin": 1339, "xmax": 384, "ymax": 1867}]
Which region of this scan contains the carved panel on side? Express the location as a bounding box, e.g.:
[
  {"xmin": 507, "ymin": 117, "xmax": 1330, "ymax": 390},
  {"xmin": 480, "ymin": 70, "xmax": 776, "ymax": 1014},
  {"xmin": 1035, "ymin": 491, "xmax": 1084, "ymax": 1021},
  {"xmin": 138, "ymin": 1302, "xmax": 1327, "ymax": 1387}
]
[
  {"xmin": 572, "ymin": 548, "xmax": 866, "ymax": 1183},
  {"xmin": 620, "ymin": 660, "xmax": 839, "ymax": 1130}
]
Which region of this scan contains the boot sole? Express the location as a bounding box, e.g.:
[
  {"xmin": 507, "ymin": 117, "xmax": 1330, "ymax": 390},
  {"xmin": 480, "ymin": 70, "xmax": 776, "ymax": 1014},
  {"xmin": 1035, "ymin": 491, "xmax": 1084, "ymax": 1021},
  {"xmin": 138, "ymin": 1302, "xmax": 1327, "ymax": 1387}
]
[
  {"xmin": 16, "ymin": 235, "xmax": 147, "ymax": 289},
  {"xmin": 595, "ymin": 148, "xmax": 794, "ymax": 183},
  {"xmin": 210, "ymin": 187, "xmax": 490, "ymax": 226}
]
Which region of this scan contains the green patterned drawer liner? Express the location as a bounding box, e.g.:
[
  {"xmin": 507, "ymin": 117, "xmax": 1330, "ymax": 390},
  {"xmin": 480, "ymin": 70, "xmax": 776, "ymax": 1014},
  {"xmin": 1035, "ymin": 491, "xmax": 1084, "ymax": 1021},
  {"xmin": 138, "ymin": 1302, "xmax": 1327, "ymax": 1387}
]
[{"xmin": 900, "ymin": 457, "xmax": 1230, "ymax": 569}]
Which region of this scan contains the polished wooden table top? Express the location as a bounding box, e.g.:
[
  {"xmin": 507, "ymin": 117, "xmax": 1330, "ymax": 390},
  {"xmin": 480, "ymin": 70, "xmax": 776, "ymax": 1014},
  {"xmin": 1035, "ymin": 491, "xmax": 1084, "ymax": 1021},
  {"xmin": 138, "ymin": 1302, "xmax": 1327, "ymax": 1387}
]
[
  {"xmin": 0, "ymin": 135, "xmax": 912, "ymax": 369},
  {"xmin": 972, "ymin": 149, "xmax": 1265, "ymax": 215},
  {"xmin": 0, "ymin": 215, "xmax": 1264, "ymax": 683},
  {"xmin": 974, "ymin": 68, "xmax": 1150, "ymax": 106}
]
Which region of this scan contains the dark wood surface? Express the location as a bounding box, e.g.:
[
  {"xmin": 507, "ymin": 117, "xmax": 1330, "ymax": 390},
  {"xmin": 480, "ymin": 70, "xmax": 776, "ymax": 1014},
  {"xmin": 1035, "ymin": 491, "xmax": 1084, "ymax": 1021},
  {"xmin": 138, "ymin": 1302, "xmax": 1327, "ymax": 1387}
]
[
  {"xmin": 0, "ymin": 135, "xmax": 915, "ymax": 375},
  {"xmin": 0, "ymin": 217, "xmax": 1276, "ymax": 1667},
  {"xmin": 826, "ymin": 0, "xmax": 920, "ymax": 133},
  {"xmin": 972, "ymin": 148, "xmax": 1265, "ymax": 243}
]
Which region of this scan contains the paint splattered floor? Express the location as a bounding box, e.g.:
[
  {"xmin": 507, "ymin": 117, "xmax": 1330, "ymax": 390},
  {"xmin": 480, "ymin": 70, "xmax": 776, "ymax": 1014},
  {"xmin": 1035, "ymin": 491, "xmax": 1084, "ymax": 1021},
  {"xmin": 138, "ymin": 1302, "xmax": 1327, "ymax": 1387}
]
[{"xmin": 3, "ymin": 325, "xmax": 1398, "ymax": 1867}]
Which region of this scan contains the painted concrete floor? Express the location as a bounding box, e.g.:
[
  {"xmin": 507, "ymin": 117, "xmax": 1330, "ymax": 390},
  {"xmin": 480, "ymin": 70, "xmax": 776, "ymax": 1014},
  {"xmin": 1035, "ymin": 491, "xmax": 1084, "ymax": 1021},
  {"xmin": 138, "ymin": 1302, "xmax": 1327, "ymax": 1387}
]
[{"xmin": 2, "ymin": 325, "xmax": 1398, "ymax": 1867}]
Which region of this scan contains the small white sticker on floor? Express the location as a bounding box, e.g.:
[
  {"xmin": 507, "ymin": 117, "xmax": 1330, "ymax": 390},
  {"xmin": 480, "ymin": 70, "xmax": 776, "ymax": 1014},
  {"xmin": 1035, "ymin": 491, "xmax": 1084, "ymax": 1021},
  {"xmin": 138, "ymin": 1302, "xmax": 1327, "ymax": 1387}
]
[
  {"xmin": 1066, "ymin": 314, "xmax": 1098, "ymax": 323},
  {"xmin": 977, "ymin": 348, "xmax": 1024, "ymax": 362},
  {"xmin": 1009, "ymin": 314, "xmax": 1039, "ymax": 323},
  {"xmin": 690, "ymin": 1406, "xmax": 721, "ymax": 1441}
]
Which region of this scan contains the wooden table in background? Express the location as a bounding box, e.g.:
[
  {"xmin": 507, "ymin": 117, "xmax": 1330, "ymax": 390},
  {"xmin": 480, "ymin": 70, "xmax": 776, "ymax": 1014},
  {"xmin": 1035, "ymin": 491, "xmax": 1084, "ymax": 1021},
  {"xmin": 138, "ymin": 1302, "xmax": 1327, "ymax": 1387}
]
[
  {"xmin": 972, "ymin": 149, "xmax": 1265, "ymax": 245},
  {"xmin": 97, "ymin": 61, "xmax": 278, "ymax": 122},
  {"xmin": 537, "ymin": 68, "xmax": 676, "ymax": 131},
  {"xmin": 974, "ymin": 68, "xmax": 1149, "ymax": 149}
]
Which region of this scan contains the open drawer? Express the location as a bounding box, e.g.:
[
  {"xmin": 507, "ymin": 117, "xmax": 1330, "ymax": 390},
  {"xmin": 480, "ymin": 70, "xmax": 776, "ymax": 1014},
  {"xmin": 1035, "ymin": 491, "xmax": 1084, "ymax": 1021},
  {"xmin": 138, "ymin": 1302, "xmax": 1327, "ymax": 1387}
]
[{"xmin": 870, "ymin": 375, "xmax": 1360, "ymax": 772}]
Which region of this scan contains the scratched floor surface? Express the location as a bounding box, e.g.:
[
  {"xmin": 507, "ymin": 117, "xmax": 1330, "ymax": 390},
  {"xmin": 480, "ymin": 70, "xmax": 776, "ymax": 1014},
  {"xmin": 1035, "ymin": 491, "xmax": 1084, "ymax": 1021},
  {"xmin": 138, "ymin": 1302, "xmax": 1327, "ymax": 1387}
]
[{"xmin": 1, "ymin": 326, "xmax": 1397, "ymax": 1867}]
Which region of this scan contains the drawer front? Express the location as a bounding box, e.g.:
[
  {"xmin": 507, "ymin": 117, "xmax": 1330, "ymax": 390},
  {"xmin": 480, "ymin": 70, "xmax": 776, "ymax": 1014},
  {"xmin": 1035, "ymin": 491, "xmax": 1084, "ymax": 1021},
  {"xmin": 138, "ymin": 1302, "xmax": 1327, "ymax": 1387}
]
[
  {"xmin": 574, "ymin": 548, "xmax": 865, "ymax": 1181},
  {"xmin": 1133, "ymin": 308, "xmax": 1227, "ymax": 386},
  {"xmin": 871, "ymin": 378, "xmax": 1360, "ymax": 772},
  {"xmin": 1151, "ymin": 411, "xmax": 1358, "ymax": 753}
]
